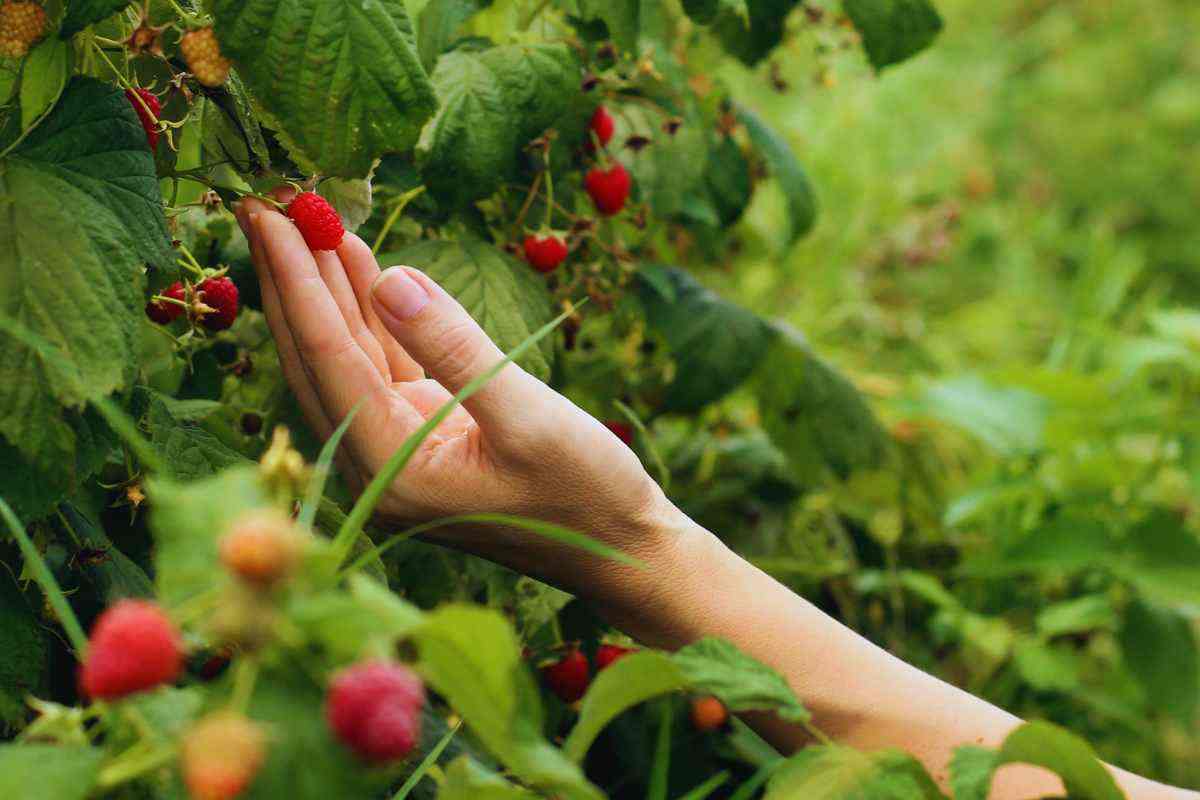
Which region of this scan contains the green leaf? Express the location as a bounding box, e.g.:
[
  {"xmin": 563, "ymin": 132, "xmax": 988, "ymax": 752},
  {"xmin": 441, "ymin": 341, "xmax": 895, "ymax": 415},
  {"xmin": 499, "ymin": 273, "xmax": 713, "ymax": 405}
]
[
  {"xmin": 568, "ymin": 0, "xmax": 641, "ymax": 52},
  {"xmin": 764, "ymin": 746, "xmax": 945, "ymax": 800},
  {"xmin": 1112, "ymin": 510, "xmax": 1200, "ymax": 609},
  {"xmin": 755, "ymin": 324, "xmax": 889, "ymax": 483},
  {"xmin": 58, "ymin": 503, "xmax": 153, "ymax": 603},
  {"xmin": 318, "ymin": 176, "xmax": 373, "ymax": 233},
  {"xmin": 383, "ymin": 236, "xmax": 556, "ymax": 380},
  {"xmin": 144, "ymin": 390, "xmax": 246, "ymax": 481},
  {"xmin": 147, "ymin": 466, "xmax": 269, "ymax": 606},
  {"xmin": 843, "ymin": 0, "xmax": 943, "ymax": 72},
  {"xmin": 0, "ymin": 409, "xmax": 114, "ymax": 520},
  {"xmin": 417, "ymin": 43, "xmax": 579, "ymax": 207},
  {"xmin": 712, "ymin": 0, "xmax": 800, "ymax": 66},
  {"xmin": 438, "ymin": 757, "xmax": 539, "ymax": 800},
  {"xmin": 700, "ymin": 134, "xmax": 753, "ymax": 228},
  {"xmin": 917, "ymin": 375, "xmax": 1048, "ymax": 456},
  {"xmin": 199, "ymin": 75, "xmax": 271, "ymax": 174},
  {"xmin": 412, "ymin": 605, "xmax": 603, "ymax": 800},
  {"xmin": 682, "ymin": 0, "xmax": 748, "ymax": 26},
  {"xmin": 1035, "ymin": 595, "xmax": 1118, "ymax": 638},
  {"xmin": 1119, "ymin": 599, "xmax": 1199, "ymax": 723},
  {"xmin": 290, "ymin": 574, "xmax": 424, "ymax": 662},
  {"xmin": 0, "ymin": 744, "xmax": 104, "ymax": 800},
  {"xmin": 61, "ymin": 0, "xmax": 133, "ymax": 37},
  {"xmin": 638, "ymin": 266, "xmax": 774, "ymax": 412},
  {"xmin": 673, "ymin": 638, "xmax": 810, "ymax": 723},
  {"xmin": 19, "ymin": 38, "xmax": 70, "ymax": 132},
  {"xmin": 208, "ymin": 0, "xmax": 437, "ymax": 177},
  {"xmin": 947, "ymin": 722, "xmax": 1123, "ymax": 800},
  {"xmin": 621, "ymin": 102, "xmax": 709, "ymax": 219},
  {"xmin": 1012, "ymin": 639, "xmax": 1080, "ymax": 693},
  {"xmin": 564, "ymin": 651, "xmax": 686, "ymax": 762},
  {"xmin": 737, "ymin": 104, "xmax": 817, "ymax": 244},
  {"xmin": 417, "ymin": 0, "xmax": 492, "ymax": 69},
  {"xmin": 0, "ymin": 77, "xmax": 167, "ymax": 478},
  {"xmin": 0, "ymin": 569, "xmax": 45, "ymax": 732}
]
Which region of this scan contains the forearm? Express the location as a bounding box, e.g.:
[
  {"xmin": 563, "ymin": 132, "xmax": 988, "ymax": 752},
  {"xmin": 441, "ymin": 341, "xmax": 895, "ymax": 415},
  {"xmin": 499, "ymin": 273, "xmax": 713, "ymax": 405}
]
[{"xmin": 599, "ymin": 502, "xmax": 1190, "ymax": 800}]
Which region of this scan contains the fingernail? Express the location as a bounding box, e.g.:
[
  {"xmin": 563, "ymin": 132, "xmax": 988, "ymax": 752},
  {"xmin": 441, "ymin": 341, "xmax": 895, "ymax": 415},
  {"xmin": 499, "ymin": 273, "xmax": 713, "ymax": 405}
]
[{"xmin": 373, "ymin": 267, "xmax": 430, "ymax": 321}]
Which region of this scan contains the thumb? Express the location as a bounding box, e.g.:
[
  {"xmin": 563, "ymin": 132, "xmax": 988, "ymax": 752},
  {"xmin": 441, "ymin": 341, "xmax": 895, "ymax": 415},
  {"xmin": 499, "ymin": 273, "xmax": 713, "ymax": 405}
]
[{"xmin": 370, "ymin": 265, "xmax": 542, "ymax": 431}]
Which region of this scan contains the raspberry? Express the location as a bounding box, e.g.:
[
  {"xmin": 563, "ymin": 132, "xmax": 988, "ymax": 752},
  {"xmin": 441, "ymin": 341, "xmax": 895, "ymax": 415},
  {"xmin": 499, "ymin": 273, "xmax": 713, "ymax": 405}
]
[
  {"xmin": 124, "ymin": 88, "xmax": 161, "ymax": 152},
  {"xmin": 219, "ymin": 509, "xmax": 306, "ymax": 587},
  {"xmin": 286, "ymin": 192, "xmax": 345, "ymax": 251},
  {"xmin": 197, "ymin": 276, "xmax": 239, "ymax": 331},
  {"xmin": 542, "ymin": 648, "xmax": 589, "ymax": 704},
  {"xmin": 586, "ymin": 105, "xmax": 615, "ymax": 151},
  {"xmin": 181, "ymin": 712, "xmax": 266, "ymax": 800},
  {"xmin": 689, "ymin": 696, "xmax": 728, "ymax": 732},
  {"xmin": 145, "ymin": 281, "xmax": 185, "ymax": 324},
  {"xmin": 585, "ymin": 162, "xmax": 631, "ymax": 216},
  {"xmin": 0, "ymin": 2, "xmax": 47, "ymax": 60},
  {"xmin": 603, "ymin": 421, "xmax": 634, "ymax": 446},
  {"xmin": 180, "ymin": 27, "xmax": 231, "ymax": 88},
  {"xmin": 326, "ymin": 660, "xmax": 424, "ymax": 764},
  {"xmin": 79, "ymin": 600, "xmax": 183, "ymax": 700},
  {"xmin": 595, "ymin": 644, "xmax": 636, "ymax": 671},
  {"xmin": 523, "ymin": 234, "xmax": 568, "ymax": 274}
]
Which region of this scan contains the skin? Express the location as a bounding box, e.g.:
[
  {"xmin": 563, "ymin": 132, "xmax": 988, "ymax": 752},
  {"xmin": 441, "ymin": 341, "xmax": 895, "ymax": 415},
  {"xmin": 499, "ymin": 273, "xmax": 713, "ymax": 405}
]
[{"xmin": 235, "ymin": 191, "xmax": 1194, "ymax": 800}]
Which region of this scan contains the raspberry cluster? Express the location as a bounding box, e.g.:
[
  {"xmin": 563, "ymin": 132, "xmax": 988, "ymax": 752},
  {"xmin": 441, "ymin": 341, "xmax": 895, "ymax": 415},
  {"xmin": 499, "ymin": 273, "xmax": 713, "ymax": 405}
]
[
  {"xmin": 180, "ymin": 27, "xmax": 231, "ymax": 87},
  {"xmin": 0, "ymin": 1, "xmax": 47, "ymax": 59}
]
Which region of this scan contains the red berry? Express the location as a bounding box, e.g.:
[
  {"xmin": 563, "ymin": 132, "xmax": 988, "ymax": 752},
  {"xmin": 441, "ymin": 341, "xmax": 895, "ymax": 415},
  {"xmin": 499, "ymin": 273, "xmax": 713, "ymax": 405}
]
[
  {"xmin": 145, "ymin": 281, "xmax": 185, "ymax": 324},
  {"xmin": 523, "ymin": 234, "xmax": 568, "ymax": 274},
  {"xmin": 585, "ymin": 162, "xmax": 631, "ymax": 216},
  {"xmin": 181, "ymin": 712, "xmax": 266, "ymax": 800},
  {"xmin": 198, "ymin": 276, "xmax": 238, "ymax": 331},
  {"xmin": 596, "ymin": 644, "xmax": 636, "ymax": 671},
  {"xmin": 125, "ymin": 88, "xmax": 160, "ymax": 152},
  {"xmin": 79, "ymin": 600, "xmax": 184, "ymax": 700},
  {"xmin": 586, "ymin": 105, "xmax": 615, "ymax": 151},
  {"xmin": 604, "ymin": 421, "xmax": 634, "ymax": 446},
  {"xmin": 326, "ymin": 660, "xmax": 424, "ymax": 764},
  {"xmin": 542, "ymin": 649, "xmax": 590, "ymax": 704},
  {"xmin": 690, "ymin": 696, "xmax": 728, "ymax": 732},
  {"xmin": 286, "ymin": 192, "xmax": 345, "ymax": 251}
]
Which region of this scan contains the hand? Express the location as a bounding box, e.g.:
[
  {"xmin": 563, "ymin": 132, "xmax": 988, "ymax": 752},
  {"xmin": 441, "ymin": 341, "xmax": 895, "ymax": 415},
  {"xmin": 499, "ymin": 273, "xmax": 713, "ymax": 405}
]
[{"xmin": 233, "ymin": 192, "xmax": 686, "ymax": 610}]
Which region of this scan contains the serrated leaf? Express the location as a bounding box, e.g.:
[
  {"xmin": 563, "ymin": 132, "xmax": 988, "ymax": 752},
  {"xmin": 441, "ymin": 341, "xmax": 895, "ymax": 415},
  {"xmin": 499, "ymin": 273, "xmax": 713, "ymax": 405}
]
[
  {"xmin": 382, "ymin": 236, "xmax": 556, "ymax": 380},
  {"xmin": 0, "ymin": 744, "xmax": 104, "ymax": 800},
  {"xmin": 199, "ymin": 75, "xmax": 271, "ymax": 173},
  {"xmin": 638, "ymin": 266, "xmax": 774, "ymax": 412},
  {"xmin": 737, "ymin": 104, "xmax": 817, "ymax": 244},
  {"xmin": 755, "ymin": 324, "xmax": 889, "ymax": 482},
  {"xmin": 843, "ymin": 0, "xmax": 943, "ymax": 71},
  {"xmin": 712, "ymin": 0, "xmax": 800, "ymax": 66},
  {"xmin": 19, "ymin": 38, "xmax": 70, "ymax": 132},
  {"xmin": 764, "ymin": 746, "xmax": 945, "ymax": 800},
  {"xmin": 144, "ymin": 390, "xmax": 246, "ymax": 481},
  {"xmin": 0, "ymin": 409, "xmax": 114, "ymax": 521},
  {"xmin": 1119, "ymin": 599, "xmax": 1198, "ymax": 723},
  {"xmin": 318, "ymin": 175, "xmax": 372, "ymax": 233},
  {"xmin": 208, "ymin": 0, "xmax": 437, "ymax": 177},
  {"xmin": 417, "ymin": 43, "xmax": 579, "ymax": 207},
  {"xmin": 61, "ymin": 0, "xmax": 133, "ymax": 37},
  {"xmin": 417, "ymin": 0, "xmax": 492, "ymax": 69},
  {"xmin": 621, "ymin": 102, "xmax": 708, "ymax": 219},
  {"xmin": 0, "ymin": 78, "xmax": 168, "ymax": 479},
  {"xmin": 564, "ymin": 651, "xmax": 686, "ymax": 762},
  {"xmin": 0, "ymin": 570, "xmax": 45, "ymax": 733},
  {"xmin": 673, "ymin": 638, "xmax": 810, "ymax": 723}
]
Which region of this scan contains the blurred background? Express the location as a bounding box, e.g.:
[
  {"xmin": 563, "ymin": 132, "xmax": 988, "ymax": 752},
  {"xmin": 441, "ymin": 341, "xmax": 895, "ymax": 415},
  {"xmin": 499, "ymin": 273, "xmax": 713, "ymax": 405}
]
[{"xmin": 678, "ymin": 0, "xmax": 1200, "ymax": 788}]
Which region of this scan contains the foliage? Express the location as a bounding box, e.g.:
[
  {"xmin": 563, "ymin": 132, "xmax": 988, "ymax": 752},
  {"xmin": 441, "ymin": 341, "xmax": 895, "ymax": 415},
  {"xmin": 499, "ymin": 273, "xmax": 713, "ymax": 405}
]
[{"xmin": 1, "ymin": 0, "xmax": 1197, "ymax": 797}]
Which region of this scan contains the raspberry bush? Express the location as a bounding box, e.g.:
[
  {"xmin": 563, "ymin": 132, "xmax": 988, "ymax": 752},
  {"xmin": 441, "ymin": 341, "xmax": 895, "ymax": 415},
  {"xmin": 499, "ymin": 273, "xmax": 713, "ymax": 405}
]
[{"xmin": 0, "ymin": 1, "xmax": 1192, "ymax": 798}]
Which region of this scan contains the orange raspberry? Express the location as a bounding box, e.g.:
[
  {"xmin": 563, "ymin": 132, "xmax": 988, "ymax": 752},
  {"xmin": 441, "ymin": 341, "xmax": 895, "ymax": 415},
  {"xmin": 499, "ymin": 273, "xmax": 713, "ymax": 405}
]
[
  {"xmin": 181, "ymin": 712, "xmax": 267, "ymax": 800},
  {"xmin": 180, "ymin": 27, "xmax": 231, "ymax": 87},
  {"xmin": 218, "ymin": 509, "xmax": 307, "ymax": 587},
  {"xmin": 689, "ymin": 695, "xmax": 728, "ymax": 732},
  {"xmin": 0, "ymin": 2, "xmax": 47, "ymax": 60}
]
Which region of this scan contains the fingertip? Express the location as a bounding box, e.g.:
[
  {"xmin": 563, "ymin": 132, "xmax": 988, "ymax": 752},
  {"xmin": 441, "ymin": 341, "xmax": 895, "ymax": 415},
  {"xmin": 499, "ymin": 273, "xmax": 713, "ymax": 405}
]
[{"xmin": 372, "ymin": 265, "xmax": 431, "ymax": 323}]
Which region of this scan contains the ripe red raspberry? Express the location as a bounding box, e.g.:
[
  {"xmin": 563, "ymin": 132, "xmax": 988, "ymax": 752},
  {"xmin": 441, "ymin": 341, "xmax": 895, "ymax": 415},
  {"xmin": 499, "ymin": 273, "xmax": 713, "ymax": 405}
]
[
  {"xmin": 596, "ymin": 644, "xmax": 636, "ymax": 671},
  {"xmin": 286, "ymin": 192, "xmax": 345, "ymax": 251},
  {"xmin": 586, "ymin": 105, "xmax": 615, "ymax": 152},
  {"xmin": 198, "ymin": 276, "xmax": 238, "ymax": 331},
  {"xmin": 0, "ymin": 2, "xmax": 47, "ymax": 60},
  {"xmin": 145, "ymin": 281, "xmax": 185, "ymax": 324},
  {"xmin": 585, "ymin": 162, "xmax": 631, "ymax": 216},
  {"xmin": 125, "ymin": 88, "xmax": 161, "ymax": 152},
  {"xmin": 181, "ymin": 712, "xmax": 266, "ymax": 800},
  {"xmin": 326, "ymin": 660, "xmax": 424, "ymax": 764},
  {"xmin": 603, "ymin": 421, "xmax": 634, "ymax": 446},
  {"xmin": 542, "ymin": 648, "xmax": 590, "ymax": 703},
  {"xmin": 523, "ymin": 234, "xmax": 568, "ymax": 274},
  {"xmin": 79, "ymin": 600, "xmax": 183, "ymax": 700},
  {"xmin": 219, "ymin": 509, "xmax": 306, "ymax": 587},
  {"xmin": 690, "ymin": 696, "xmax": 728, "ymax": 732},
  {"xmin": 180, "ymin": 27, "xmax": 231, "ymax": 87}
]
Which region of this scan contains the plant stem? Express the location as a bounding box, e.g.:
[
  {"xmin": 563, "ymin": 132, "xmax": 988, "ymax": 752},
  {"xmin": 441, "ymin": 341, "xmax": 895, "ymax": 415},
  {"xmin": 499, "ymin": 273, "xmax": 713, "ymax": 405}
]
[{"xmin": 371, "ymin": 186, "xmax": 426, "ymax": 255}]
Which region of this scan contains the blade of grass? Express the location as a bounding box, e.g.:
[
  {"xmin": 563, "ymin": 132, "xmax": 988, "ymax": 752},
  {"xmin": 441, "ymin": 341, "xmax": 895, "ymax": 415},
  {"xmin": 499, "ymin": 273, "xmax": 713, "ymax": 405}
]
[
  {"xmin": 677, "ymin": 771, "xmax": 730, "ymax": 800},
  {"xmin": 647, "ymin": 699, "xmax": 673, "ymax": 800},
  {"xmin": 297, "ymin": 402, "xmax": 362, "ymax": 530},
  {"xmin": 727, "ymin": 761, "xmax": 783, "ymax": 800},
  {"xmin": 0, "ymin": 498, "xmax": 88, "ymax": 655},
  {"xmin": 391, "ymin": 720, "xmax": 461, "ymax": 800},
  {"xmin": 340, "ymin": 512, "xmax": 645, "ymax": 577},
  {"xmin": 92, "ymin": 395, "xmax": 167, "ymax": 476},
  {"xmin": 613, "ymin": 399, "xmax": 670, "ymax": 492},
  {"xmin": 332, "ymin": 303, "xmax": 582, "ymax": 564}
]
